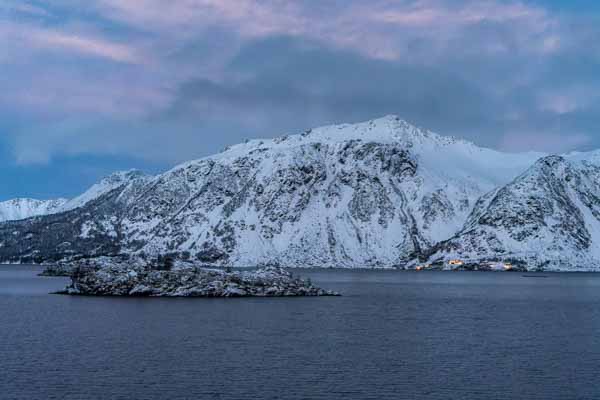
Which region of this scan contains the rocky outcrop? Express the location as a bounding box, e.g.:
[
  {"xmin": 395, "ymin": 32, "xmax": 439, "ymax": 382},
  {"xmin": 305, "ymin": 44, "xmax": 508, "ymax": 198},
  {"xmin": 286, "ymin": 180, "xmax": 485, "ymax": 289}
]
[{"xmin": 61, "ymin": 261, "xmax": 339, "ymax": 297}]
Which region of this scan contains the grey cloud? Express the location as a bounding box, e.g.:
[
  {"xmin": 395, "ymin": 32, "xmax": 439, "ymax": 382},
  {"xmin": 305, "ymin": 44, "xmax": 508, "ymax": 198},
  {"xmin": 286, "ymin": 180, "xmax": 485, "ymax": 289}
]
[
  {"xmin": 5, "ymin": 1, "xmax": 600, "ymax": 168},
  {"xmin": 165, "ymin": 33, "xmax": 600, "ymax": 154},
  {"xmin": 15, "ymin": 31, "xmax": 600, "ymax": 167},
  {"xmin": 169, "ymin": 37, "xmax": 499, "ymax": 142}
]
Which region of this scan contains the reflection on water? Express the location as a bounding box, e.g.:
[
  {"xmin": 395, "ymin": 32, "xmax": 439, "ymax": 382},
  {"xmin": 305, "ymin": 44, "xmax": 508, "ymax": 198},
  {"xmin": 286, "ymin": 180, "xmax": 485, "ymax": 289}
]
[{"xmin": 2, "ymin": 265, "xmax": 600, "ymax": 400}]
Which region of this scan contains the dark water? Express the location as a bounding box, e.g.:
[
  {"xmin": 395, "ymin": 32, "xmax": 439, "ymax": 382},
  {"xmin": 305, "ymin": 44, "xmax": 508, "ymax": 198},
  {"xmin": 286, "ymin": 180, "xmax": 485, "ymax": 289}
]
[{"xmin": 2, "ymin": 266, "xmax": 600, "ymax": 400}]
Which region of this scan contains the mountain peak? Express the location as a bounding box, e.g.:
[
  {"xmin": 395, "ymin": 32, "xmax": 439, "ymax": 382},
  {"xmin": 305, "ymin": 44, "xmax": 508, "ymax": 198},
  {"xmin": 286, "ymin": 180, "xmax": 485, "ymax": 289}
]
[
  {"xmin": 366, "ymin": 114, "xmax": 412, "ymax": 127},
  {"xmin": 211, "ymin": 116, "xmax": 472, "ymax": 164},
  {"xmin": 304, "ymin": 115, "xmax": 475, "ymax": 150}
]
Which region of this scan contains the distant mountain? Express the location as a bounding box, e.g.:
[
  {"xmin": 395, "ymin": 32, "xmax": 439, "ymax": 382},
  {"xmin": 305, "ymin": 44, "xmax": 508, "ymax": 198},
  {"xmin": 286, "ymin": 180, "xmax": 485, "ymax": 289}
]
[
  {"xmin": 2, "ymin": 116, "xmax": 600, "ymax": 270},
  {"xmin": 0, "ymin": 198, "xmax": 68, "ymax": 222},
  {"xmin": 0, "ymin": 170, "xmax": 151, "ymax": 223},
  {"xmin": 426, "ymin": 155, "xmax": 600, "ymax": 270},
  {"xmin": 0, "ymin": 170, "xmax": 151, "ymax": 263},
  {"xmin": 60, "ymin": 170, "xmax": 151, "ymax": 212}
]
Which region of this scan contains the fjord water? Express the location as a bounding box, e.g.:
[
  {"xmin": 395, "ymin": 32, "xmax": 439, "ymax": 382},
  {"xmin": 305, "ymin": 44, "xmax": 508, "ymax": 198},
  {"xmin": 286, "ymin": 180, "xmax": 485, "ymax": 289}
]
[{"xmin": 2, "ymin": 266, "xmax": 600, "ymax": 400}]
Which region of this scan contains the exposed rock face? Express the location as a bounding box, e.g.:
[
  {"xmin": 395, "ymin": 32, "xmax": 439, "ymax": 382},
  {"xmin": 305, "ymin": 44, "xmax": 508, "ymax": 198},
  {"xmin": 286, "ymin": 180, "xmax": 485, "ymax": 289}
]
[
  {"xmin": 427, "ymin": 156, "xmax": 600, "ymax": 271},
  {"xmin": 62, "ymin": 262, "xmax": 339, "ymax": 297},
  {"xmin": 0, "ymin": 116, "xmax": 541, "ymax": 268}
]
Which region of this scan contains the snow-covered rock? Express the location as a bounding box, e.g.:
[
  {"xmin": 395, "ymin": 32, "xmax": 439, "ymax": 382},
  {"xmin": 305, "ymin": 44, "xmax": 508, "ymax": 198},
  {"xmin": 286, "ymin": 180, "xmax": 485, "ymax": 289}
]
[{"xmin": 61, "ymin": 261, "xmax": 339, "ymax": 297}]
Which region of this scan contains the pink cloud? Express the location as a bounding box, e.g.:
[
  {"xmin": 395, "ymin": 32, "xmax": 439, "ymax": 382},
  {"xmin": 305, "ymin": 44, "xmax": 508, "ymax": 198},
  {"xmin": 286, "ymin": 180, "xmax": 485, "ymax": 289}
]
[
  {"xmin": 363, "ymin": 0, "xmax": 559, "ymax": 55},
  {"xmin": 0, "ymin": 18, "xmax": 145, "ymax": 64},
  {"xmin": 81, "ymin": 0, "xmax": 563, "ymax": 62},
  {"xmin": 368, "ymin": 0, "xmax": 549, "ymax": 26},
  {"xmin": 28, "ymin": 29, "xmax": 142, "ymax": 64},
  {"xmin": 93, "ymin": 0, "xmax": 309, "ymax": 40},
  {"xmin": 1, "ymin": 1, "xmax": 51, "ymax": 17},
  {"xmin": 537, "ymin": 87, "xmax": 597, "ymax": 115},
  {"xmin": 0, "ymin": 0, "xmax": 589, "ymax": 166},
  {"xmin": 539, "ymin": 95, "xmax": 580, "ymax": 115}
]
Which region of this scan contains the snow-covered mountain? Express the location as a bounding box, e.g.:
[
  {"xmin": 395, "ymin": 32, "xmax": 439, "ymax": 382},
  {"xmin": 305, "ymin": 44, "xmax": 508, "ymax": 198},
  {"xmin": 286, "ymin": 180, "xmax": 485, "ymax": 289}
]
[
  {"xmin": 426, "ymin": 154, "xmax": 600, "ymax": 271},
  {"xmin": 0, "ymin": 169, "xmax": 151, "ymax": 263},
  {"xmin": 117, "ymin": 116, "xmax": 542, "ymax": 267},
  {"xmin": 60, "ymin": 170, "xmax": 151, "ymax": 212},
  {"xmin": 0, "ymin": 170, "xmax": 151, "ymax": 223},
  {"xmin": 1, "ymin": 115, "xmax": 600, "ymax": 270},
  {"xmin": 0, "ymin": 198, "xmax": 68, "ymax": 222},
  {"xmin": 0, "ymin": 116, "xmax": 540, "ymax": 267}
]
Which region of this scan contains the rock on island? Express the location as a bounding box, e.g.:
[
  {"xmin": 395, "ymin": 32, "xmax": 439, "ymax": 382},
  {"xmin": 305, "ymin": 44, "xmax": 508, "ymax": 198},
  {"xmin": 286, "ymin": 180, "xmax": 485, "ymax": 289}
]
[{"xmin": 59, "ymin": 260, "xmax": 339, "ymax": 297}]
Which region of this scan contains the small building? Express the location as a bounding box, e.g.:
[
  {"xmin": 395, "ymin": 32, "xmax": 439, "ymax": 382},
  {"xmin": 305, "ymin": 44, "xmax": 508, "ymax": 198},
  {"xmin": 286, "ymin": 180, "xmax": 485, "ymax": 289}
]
[{"xmin": 488, "ymin": 261, "xmax": 513, "ymax": 271}]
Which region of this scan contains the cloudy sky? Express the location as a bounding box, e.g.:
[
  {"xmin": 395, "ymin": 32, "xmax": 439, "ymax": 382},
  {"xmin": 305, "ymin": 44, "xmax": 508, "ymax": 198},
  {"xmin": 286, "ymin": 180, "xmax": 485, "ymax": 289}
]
[{"xmin": 1, "ymin": 0, "xmax": 600, "ymax": 200}]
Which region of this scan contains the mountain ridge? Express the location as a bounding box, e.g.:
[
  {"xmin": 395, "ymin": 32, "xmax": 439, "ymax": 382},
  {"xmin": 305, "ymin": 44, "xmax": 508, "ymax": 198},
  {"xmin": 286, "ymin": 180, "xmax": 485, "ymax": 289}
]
[
  {"xmin": 1, "ymin": 116, "xmax": 599, "ymax": 271},
  {"xmin": 0, "ymin": 198, "xmax": 68, "ymax": 223},
  {"xmin": 0, "ymin": 170, "xmax": 152, "ymax": 223},
  {"xmin": 426, "ymin": 155, "xmax": 600, "ymax": 270}
]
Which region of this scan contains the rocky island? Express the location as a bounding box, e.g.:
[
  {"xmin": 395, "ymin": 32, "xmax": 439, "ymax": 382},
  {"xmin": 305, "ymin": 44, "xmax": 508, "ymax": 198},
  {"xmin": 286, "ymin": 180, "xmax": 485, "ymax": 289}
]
[{"xmin": 57, "ymin": 259, "xmax": 339, "ymax": 297}]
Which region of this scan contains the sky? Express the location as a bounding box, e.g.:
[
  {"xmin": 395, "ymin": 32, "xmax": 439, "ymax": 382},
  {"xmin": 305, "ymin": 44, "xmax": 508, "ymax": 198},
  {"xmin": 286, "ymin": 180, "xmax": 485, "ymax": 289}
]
[{"xmin": 1, "ymin": 0, "xmax": 600, "ymax": 200}]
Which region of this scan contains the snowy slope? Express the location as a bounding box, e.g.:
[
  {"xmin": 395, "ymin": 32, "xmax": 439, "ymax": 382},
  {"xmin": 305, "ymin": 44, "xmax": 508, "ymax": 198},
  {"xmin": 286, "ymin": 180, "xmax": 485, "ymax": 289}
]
[{"xmin": 0, "ymin": 198, "xmax": 68, "ymax": 222}]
